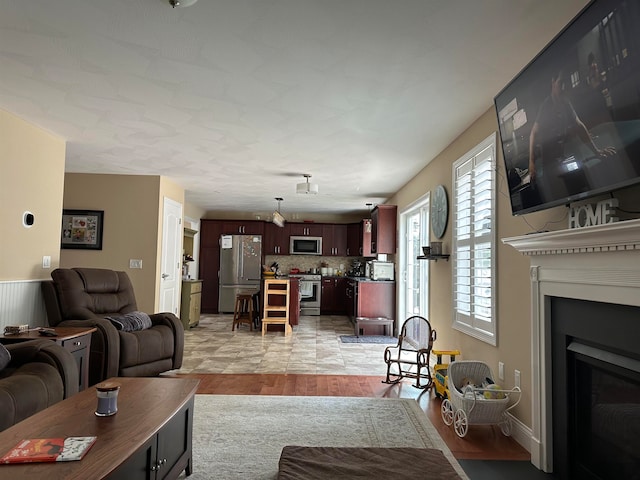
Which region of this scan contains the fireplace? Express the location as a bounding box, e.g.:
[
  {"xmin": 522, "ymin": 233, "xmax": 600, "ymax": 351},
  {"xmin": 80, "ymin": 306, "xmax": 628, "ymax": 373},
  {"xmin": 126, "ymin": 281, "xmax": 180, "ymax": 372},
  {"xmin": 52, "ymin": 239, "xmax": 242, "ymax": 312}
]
[
  {"xmin": 503, "ymin": 219, "xmax": 640, "ymax": 476},
  {"xmin": 551, "ymin": 297, "xmax": 640, "ymax": 479}
]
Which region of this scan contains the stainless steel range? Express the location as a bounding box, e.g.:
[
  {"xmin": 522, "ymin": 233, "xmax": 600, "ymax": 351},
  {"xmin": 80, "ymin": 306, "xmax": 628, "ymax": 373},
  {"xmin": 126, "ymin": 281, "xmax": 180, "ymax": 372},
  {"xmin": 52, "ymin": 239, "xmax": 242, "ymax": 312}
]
[{"xmin": 289, "ymin": 273, "xmax": 321, "ymax": 316}]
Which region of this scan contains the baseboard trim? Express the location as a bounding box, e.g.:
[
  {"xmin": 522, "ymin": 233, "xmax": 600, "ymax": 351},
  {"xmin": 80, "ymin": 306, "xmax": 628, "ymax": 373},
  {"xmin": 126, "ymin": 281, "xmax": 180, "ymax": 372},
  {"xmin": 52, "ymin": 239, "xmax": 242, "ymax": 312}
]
[{"xmin": 506, "ymin": 411, "xmax": 533, "ymax": 454}]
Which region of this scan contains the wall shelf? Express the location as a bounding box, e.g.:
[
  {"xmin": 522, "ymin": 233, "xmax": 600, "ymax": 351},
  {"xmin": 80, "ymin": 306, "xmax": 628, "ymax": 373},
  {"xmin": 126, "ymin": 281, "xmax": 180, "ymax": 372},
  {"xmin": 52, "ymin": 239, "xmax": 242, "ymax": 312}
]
[{"xmin": 417, "ymin": 254, "xmax": 450, "ymax": 262}]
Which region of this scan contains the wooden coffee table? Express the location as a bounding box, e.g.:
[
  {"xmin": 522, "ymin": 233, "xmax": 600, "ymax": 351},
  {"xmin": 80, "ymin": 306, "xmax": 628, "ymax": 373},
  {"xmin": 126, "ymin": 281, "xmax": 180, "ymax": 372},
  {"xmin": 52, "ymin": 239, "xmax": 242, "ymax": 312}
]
[{"xmin": 0, "ymin": 377, "xmax": 200, "ymax": 479}]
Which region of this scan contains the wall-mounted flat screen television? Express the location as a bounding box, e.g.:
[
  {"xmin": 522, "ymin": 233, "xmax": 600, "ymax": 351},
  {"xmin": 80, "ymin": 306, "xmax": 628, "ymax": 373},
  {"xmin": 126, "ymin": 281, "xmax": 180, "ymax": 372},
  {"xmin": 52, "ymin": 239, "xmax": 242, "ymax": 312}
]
[{"xmin": 494, "ymin": 0, "xmax": 640, "ymax": 216}]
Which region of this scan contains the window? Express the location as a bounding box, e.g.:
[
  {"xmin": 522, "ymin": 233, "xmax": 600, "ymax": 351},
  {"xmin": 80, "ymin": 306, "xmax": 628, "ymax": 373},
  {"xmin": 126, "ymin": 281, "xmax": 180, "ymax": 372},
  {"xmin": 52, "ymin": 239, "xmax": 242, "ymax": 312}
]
[{"xmin": 452, "ymin": 134, "xmax": 497, "ymax": 345}]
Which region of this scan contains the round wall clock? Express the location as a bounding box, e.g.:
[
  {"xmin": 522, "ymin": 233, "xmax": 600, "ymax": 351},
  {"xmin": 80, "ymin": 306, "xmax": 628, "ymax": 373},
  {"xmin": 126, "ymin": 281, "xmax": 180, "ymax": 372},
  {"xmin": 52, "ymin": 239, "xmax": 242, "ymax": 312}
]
[{"xmin": 431, "ymin": 184, "xmax": 449, "ymax": 239}]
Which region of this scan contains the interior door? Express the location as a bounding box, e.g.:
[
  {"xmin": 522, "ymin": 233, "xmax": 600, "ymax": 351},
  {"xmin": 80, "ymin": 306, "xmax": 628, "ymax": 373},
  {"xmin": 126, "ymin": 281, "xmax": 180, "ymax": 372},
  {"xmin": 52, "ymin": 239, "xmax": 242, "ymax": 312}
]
[{"xmin": 160, "ymin": 197, "xmax": 183, "ymax": 315}]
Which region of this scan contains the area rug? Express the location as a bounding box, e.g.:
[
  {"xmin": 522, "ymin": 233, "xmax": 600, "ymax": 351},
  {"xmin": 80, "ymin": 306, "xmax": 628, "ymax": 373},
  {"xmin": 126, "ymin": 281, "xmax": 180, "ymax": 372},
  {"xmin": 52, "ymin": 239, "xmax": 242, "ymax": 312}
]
[
  {"xmin": 183, "ymin": 394, "xmax": 469, "ymax": 480},
  {"xmin": 340, "ymin": 335, "xmax": 397, "ymax": 344}
]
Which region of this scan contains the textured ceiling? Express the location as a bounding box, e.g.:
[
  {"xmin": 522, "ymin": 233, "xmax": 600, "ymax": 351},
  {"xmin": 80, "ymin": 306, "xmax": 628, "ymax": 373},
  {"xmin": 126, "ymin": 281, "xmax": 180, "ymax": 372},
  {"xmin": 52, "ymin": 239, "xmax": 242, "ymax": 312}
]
[{"xmin": 0, "ymin": 0, "xmax": 588, "ymax": 217}]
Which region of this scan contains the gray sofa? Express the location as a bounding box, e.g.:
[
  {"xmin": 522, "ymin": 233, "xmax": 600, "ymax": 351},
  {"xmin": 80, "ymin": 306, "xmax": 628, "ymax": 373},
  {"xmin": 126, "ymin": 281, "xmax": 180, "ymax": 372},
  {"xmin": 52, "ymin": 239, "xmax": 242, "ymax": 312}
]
[{"xmin": 0, "ymin": 339, "xmax": 79, "ymax": 431}]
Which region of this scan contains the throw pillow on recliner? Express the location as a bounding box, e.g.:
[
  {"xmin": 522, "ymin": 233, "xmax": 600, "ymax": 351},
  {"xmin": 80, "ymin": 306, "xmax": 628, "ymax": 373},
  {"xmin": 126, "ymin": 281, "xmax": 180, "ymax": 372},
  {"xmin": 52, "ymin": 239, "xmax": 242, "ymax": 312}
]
[
  {"xmin": 105, "ymin": 311, "xmax": 153, "ymax": 332},
  {"xmin": 0, "ymin": 344, "xmax": 10, "ymax": 371}
]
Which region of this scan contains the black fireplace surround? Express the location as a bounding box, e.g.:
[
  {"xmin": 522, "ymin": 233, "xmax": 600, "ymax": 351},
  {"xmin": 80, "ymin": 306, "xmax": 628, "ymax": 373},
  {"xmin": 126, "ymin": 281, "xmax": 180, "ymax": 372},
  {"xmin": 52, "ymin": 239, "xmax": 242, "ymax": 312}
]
[{"xmin": 550, "ymin": 297, "xmax": 640, "ymax": 479}]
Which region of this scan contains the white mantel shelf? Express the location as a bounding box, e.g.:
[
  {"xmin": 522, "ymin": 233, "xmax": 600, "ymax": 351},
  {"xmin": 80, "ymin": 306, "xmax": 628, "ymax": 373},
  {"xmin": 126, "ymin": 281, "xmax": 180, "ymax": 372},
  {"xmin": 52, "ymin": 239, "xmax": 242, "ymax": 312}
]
[{"xmin": 502, "ymin": 218, "xmax": 640, "ymax": 255}]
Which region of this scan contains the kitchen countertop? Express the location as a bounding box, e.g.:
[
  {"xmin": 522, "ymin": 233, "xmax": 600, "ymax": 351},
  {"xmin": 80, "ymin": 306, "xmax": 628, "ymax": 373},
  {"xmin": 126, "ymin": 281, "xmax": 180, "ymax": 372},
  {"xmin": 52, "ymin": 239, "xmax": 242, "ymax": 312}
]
[
  {"xmin": 344, "ymin": 276, "xmax": 395, "ymax": 283},
  {"xmin": 274, "ymin": 274, "xmax": 395, "ymax": 283}
]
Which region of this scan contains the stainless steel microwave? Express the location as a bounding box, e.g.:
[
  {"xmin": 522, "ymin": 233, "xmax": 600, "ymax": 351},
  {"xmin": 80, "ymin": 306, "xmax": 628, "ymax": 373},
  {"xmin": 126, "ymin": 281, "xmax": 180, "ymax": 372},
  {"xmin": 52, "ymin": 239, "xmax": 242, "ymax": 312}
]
[{"xmin": 290, "ymin": 236, "xmax": 322, "ymax": 255}]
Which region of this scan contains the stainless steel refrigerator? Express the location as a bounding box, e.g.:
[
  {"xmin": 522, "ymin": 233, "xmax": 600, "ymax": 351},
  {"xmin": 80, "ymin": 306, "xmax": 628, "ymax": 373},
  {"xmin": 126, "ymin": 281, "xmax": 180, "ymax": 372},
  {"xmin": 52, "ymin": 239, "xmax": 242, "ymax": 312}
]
[{"xmin": 218, "ymin": 234, "xmax": 263, "ymax": 313}]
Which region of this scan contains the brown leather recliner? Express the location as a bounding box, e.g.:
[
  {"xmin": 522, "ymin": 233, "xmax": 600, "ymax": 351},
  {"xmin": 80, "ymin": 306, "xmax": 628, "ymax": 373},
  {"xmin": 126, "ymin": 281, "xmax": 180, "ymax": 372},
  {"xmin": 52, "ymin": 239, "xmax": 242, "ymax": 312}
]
[
  {"xmin": 42, "ymin": 268, "xmax": 184, "ymax": 386},
  {"xmin": 0, "ymin": 339, "xmax": 79, "ymax": 431}
]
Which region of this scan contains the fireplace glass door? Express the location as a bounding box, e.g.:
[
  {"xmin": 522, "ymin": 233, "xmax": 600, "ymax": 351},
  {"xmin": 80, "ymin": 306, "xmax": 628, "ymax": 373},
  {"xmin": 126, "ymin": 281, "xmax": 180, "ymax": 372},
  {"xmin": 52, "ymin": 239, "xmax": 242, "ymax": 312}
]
[
  {"xmin": 571, "ymin": 345, "xmax": 640, "ymax": 480},
  {"xmin": 551, "ymin": 297, "xmax": 640, "ymax": 480}
]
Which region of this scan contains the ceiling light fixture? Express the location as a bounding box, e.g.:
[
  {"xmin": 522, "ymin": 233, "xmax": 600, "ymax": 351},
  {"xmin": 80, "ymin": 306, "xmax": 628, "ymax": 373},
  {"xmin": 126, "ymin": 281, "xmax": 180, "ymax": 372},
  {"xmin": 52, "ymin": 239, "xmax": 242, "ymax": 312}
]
[
  {"xmin": 168, "ymin": 0, "xmax": 198, "ymax": 8},
  {"xmin": 296, "ymin": 174, "xmax": 318, "ymax": 195},
  {"xmin": 272, "ymin": 197, "xmax": 286, "ymax": 228}
]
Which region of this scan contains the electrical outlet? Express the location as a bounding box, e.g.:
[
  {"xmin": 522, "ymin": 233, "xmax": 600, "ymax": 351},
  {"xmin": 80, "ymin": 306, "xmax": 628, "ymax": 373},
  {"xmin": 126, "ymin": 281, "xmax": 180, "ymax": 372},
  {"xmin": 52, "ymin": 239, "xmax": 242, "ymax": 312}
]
[
  {"xmin": 42, "ymin": 255, "xmax": 51, "ymax": 269},
  {"xmin": 498, "ymin": 362, "xmax": 504, "ymax": 381},
  {"xmin": 129, "ymin": 259, "xmax": 143, "ymax": 269},
  {"xmin": 515, "ymin": 369, "xmax": 521, "ymax": 389}
]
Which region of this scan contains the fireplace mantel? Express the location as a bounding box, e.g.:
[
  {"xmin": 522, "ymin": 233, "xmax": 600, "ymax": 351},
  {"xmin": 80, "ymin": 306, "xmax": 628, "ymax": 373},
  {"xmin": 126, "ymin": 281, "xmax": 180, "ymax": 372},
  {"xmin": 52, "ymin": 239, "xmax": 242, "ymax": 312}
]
[
  {"xmin": 502, "ymin": 218, "xmax": 640, "ymax": 473},
  {"xmin": 503, "ymin": 218, "xmax": 640, "ymax": 256}
]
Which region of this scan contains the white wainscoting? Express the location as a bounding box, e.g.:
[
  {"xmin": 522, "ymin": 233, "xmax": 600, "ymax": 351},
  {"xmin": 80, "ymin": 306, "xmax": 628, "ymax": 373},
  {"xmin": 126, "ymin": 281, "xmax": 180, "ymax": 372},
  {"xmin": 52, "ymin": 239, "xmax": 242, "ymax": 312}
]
[{"xmin": 0, "ymin": 280, "xmax": 48, "ymax": 330}]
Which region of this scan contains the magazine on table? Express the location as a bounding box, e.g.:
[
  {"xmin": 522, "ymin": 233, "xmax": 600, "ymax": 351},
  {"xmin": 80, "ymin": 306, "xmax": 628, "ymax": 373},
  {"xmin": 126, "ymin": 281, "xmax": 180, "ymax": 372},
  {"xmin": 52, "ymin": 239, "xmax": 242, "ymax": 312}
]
[{"xmin": 0, "ymin": 436, "xmax": 97, "ymax": 463}]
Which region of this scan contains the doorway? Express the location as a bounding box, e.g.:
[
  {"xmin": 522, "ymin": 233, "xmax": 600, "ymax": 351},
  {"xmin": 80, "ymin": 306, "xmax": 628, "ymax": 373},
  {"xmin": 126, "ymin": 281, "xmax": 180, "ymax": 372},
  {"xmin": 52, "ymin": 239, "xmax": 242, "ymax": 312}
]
[
  {"xmin": 399, "ymin": 194, "xmax": 430, "ymax": 321},
  {"xmin": 159, "ymin": 197, "xmax": 183, "ymax": 315}
]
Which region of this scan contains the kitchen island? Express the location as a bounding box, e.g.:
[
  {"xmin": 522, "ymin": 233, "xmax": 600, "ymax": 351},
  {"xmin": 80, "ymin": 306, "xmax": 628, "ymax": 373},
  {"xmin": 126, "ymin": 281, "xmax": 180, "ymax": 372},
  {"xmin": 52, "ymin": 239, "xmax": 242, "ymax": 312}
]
[{"xmin": 346, "ymin": 276, "xmax": 396, "ymax": 335}]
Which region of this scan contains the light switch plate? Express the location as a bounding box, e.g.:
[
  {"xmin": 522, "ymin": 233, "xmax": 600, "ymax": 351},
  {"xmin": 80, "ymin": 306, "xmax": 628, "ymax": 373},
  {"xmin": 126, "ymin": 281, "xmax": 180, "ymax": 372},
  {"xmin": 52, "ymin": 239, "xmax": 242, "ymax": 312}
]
[
  {"xmin": 42, "ymin": 255, "xmax": 51, "ymax": 268},
  {"xmin": 129, "ymin": 259, "xmax": 143, "ymax": 269}
]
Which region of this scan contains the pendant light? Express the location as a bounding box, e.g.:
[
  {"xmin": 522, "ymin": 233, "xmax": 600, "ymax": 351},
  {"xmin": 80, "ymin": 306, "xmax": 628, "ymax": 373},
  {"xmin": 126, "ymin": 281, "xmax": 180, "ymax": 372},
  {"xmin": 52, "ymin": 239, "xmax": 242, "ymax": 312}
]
[
  {"xmin": 296, "ymin": 174, "xmax": 318, "ymax": 195},
  {"xmin": 272, "ymin": 198, "xmax": 286, "ymax": 227}
]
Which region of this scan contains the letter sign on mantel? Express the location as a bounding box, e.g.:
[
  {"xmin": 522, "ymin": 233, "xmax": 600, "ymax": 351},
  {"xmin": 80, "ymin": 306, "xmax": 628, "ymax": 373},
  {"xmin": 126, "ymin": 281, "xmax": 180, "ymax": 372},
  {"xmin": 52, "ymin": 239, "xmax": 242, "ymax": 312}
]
[{"xmin": 568, "ymin": 198, "xmax": 619, "ymax": 229}]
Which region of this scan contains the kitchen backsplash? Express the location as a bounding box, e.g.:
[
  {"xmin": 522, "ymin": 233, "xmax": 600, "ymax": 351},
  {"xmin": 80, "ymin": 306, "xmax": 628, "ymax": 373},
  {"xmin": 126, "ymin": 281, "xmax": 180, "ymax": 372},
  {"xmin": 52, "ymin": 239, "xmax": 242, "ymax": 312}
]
[{"xmin": 264, "ymin": 255, "xmax": 356, "ymax": 275}]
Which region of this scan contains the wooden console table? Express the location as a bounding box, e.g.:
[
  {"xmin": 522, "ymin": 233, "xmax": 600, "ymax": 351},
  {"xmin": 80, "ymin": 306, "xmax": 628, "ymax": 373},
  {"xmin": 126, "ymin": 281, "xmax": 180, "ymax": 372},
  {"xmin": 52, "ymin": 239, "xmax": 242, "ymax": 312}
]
[
  {"xmin": 354, "ymin": 316, "xmax": 394, "ymax": 337},
  {"xmin": 0, "ymin": 327, "xmax": 96, "ymax": 391},
  {"xmin": 0, "ymin": 377, "xmax": 200, "ymax": 479}
]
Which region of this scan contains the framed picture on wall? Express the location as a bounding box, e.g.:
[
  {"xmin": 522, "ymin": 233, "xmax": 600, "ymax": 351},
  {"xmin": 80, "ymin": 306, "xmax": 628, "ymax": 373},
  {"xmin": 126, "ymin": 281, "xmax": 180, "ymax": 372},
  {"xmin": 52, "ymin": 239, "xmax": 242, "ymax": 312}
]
[{"xmin": 61, "ymin": 209, "xmax": 104, "ymax": 250}]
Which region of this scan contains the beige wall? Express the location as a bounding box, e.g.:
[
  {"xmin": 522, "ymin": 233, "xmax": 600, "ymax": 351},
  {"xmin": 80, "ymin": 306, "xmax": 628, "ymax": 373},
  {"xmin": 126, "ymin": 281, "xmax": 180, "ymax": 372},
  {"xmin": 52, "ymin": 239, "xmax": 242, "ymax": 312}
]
[
  {"xmin": 62, "ymin": 173, "xmax": 184, "ymax": 313},
  {"xmin": 389, "ymin": 108, "xmax": 564, "ymax": 427},
  {"xmin": 0, "ymin": 109, "xmax": 66, "ymax": 281}
]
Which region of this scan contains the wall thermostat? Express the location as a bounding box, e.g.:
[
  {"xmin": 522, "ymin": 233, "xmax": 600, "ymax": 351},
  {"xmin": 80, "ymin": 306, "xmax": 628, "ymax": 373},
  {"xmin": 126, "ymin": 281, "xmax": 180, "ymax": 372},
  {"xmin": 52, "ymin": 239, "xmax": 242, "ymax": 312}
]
[{"xmin": 22, "ymin": 211, "xmax": 35, "ymax": 228}]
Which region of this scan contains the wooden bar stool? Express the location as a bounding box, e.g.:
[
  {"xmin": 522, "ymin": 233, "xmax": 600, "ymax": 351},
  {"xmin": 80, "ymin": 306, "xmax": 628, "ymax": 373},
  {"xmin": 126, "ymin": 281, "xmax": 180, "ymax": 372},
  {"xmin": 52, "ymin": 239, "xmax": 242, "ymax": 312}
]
[{"xmin": 232, "ymin": 291, "xmax": 256, "ymax": 331}]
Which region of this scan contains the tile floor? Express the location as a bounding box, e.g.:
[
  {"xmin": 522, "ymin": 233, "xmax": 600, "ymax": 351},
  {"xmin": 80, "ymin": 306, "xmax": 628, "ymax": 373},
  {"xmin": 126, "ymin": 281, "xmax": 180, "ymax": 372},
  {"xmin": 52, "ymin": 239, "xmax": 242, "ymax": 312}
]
[{"xmin": 173, "ymin": 314, "xmax": 393, "ymax": 376}]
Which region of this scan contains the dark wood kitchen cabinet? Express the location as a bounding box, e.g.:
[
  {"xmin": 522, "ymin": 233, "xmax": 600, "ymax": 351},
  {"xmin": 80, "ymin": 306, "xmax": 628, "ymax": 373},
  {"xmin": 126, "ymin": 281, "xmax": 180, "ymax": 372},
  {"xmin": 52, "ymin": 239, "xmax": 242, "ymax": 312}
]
[
  {"xmin": 348, "ymin": 279, "xmax": 396, "ymax": 334},
  {"xmin": 199, "ymin": 220, "xmax": 223, "ymax": 313},
  {"xmin": 371, "ymin": 205, "xmax": 397, "ymax": 254},
  {"xmin": 347, "ymin": 219, "xmax": 373, "ymax": 257},
  {"xmin": 289, "ymin": 278, "xmax": 300, "ymax": 326},
  {"xmin": 220, "ymin": 220, "xmax": 264, "ymax": 235},
  {"xmin": 200, "ymin": 219, "xmax": 223, "ymax": 248},
  {"xmin": 322, "ymin": 224, "xmax": 348, "ymax": 256},
  {"xmin": 264, "ymin": 222, "xmax": 290, "ymax": 255},
  {"xmin": 346, "ymin": 279, "xmax": 357, "ymax": 318},
  {"xmin": 289, "ymin": 223, "xmax": 323, "ymax": 237},
  {"xmin": 199, "ymin": 246, "xmax": 220, "ymax": 314},
  {"xmin": 321, "ymin": 277, "xmax": 347, "ymax": 315}
]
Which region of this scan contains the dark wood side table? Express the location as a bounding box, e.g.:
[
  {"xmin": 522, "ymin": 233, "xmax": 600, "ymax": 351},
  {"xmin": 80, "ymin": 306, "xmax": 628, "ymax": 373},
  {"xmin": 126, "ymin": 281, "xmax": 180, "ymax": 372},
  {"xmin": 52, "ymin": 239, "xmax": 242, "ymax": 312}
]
[{"xmin": 0, "ymin": 327, "xmax": 96, "ymax": 391}]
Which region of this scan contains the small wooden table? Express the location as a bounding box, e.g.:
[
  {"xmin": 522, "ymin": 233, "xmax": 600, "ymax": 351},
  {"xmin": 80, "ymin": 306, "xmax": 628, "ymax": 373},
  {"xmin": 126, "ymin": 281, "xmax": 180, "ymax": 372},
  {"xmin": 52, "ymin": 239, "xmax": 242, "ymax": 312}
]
[
  {"xmin": 0, "ymin": 327, "xmax": 96, "ymax": 391},
  {"xmin": 0, "ymin": 377, "xmax": 200, "ymax": 479},
  {"xmin": 354, "ymin": 317, "xmax": 394, "ymax": 337}
]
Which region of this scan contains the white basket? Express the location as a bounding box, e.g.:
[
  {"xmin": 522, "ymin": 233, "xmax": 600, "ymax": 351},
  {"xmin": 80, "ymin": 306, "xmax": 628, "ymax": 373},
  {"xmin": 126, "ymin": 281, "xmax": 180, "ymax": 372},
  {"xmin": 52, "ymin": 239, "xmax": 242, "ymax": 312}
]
[{"xmin": 441, "ymin": 360, "xmax": 521, "ymax": 437}]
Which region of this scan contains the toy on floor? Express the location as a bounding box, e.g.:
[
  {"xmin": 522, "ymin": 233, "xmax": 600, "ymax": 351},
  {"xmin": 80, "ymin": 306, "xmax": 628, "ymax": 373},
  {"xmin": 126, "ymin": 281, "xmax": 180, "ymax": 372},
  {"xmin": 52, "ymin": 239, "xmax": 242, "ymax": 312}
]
[
  {"xmin": 440, "ymin": 360, "xmax": 521, "ymax": 438},
  {"xmin": 432, "ymin": 349, "xmax": 460, "ymax": 400}
]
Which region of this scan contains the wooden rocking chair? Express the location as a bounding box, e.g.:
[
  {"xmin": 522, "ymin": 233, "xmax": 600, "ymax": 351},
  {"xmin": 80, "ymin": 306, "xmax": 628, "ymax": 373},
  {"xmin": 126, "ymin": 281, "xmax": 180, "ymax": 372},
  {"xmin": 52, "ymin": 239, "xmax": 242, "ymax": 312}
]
[{"xmin": 383, "ymin": 316, "xmax": 437, "ymax": 389}]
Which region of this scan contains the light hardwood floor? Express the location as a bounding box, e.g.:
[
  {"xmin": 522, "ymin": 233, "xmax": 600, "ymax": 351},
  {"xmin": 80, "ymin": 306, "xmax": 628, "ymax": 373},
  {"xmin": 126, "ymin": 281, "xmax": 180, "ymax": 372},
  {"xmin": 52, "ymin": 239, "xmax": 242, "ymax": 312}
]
[
  {"xmin": 166, "ymin": 313, "xmax": 530, "ymax": 461},
  {"xmin": 169, "ymin": 372, "xmax": 530, "ymax": 461}
]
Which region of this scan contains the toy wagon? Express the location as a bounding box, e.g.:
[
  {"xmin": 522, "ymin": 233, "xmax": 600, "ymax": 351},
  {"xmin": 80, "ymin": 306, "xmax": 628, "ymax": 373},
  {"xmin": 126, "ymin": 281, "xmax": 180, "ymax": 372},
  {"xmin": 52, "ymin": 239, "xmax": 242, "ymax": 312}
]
[
  {"xmin": 440, "ymin": 360, "xmax": 521, "ymax": 438},
  {"xmin": 432, "ymin": 349, "xmax": 460, "ymax": 399}
]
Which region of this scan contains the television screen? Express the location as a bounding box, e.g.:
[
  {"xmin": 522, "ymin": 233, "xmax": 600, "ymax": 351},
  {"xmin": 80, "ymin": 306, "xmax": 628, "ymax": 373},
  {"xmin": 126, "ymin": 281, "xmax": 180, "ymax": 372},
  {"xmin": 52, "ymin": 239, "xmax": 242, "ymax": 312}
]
[{"xmin": 494, "ymin": 0, "xmax": 640, "ymax": 215}]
